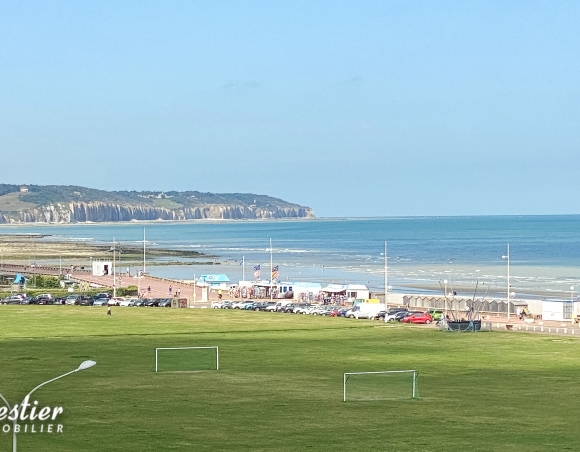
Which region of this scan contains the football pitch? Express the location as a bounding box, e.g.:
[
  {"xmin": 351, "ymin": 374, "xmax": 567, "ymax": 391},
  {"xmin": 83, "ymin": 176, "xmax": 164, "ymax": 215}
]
[{"xmin": 0, "ymin": 307, "xmax": 579, "ymax": 451}]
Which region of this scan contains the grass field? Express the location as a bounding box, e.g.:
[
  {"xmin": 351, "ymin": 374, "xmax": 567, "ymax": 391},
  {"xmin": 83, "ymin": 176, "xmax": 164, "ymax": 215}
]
[{"xmin": 0, "ymin": 307, "xmax": 579, "ymax": 451}]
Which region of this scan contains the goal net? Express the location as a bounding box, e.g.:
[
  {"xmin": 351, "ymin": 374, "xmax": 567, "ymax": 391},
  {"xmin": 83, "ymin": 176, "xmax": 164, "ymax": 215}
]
[
  {"xmin": 343, "ymin": 370, "xmax": 419, "ymax": 402},
  {"xmin": 155, "ymin": 346, "xmax": 219, "ymax": 372}
]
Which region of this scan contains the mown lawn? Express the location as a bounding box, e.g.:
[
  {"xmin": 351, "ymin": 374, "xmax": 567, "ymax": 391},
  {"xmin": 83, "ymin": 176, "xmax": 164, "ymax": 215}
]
[{"xmin": 0, "ymin": 306, "xmax": 579, "ymax": 451}]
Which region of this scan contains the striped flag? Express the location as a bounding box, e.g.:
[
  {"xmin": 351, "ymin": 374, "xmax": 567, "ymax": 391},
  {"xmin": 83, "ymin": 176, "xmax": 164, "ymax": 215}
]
[
  {"xmin": 271, "ymin": 265, "xmax": 279, "ymax": 281},
  {"xmin": 254, "ymin": 265, "xmax": 261, "ymax": 280}
]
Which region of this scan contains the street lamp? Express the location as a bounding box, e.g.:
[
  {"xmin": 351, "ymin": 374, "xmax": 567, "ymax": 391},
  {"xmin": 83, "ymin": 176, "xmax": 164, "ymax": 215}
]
[
  {"xmin": 570, "ymin": 286, "xmax": 575, "ymax": 323},
  {"xmin": 502, "ymin": 244, "xmax": 511, "ymax": 321},
  {"xmin": 443, "ymin": 280, "xmax": 449, "ymax": 319},
  {"xmin": 2, "ymin": 360, "xmax": 96, "ymax": 452}
]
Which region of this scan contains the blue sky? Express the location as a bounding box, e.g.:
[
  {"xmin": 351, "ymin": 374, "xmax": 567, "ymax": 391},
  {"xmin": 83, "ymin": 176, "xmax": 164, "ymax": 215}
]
[{"xmin": 1, "ymin": 1, "xmax": 579, "ymax": 217}]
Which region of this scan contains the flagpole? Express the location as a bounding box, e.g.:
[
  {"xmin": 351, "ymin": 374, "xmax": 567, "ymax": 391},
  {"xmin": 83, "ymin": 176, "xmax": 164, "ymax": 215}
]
[
  {"xmin": 143, "ymin": 228, "xmax": 146, "ymax": 275},
  {"xmin": 384, "ymin": 241, "xmax": 388, "ymax": 306},
  {"xmin": 270, "ymin": 238, "xmax": 273, "ymax": 302},
  {"xmin": 242, "ymin": 256, "xmax": 245, "ymax": 281},
  {"xmin": 113, "ymin": 237, "xmax": 116, "ymax": 298}
]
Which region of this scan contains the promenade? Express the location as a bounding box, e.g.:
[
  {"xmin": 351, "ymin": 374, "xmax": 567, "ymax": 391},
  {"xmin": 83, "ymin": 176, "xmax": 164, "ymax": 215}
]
[{"xmin": 0, "ymin": 263, "xmax": 215, "ymax": 301}]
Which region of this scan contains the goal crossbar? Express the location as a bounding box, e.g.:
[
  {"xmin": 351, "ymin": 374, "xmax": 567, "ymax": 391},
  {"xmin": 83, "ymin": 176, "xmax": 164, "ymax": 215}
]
[
  {"xmin": 343, "ymin": 370, "xmax": 418, "ymax": 401},
  {"xmin": 155, "ymin": 346, "xmax": 219, "ymax": 372}
]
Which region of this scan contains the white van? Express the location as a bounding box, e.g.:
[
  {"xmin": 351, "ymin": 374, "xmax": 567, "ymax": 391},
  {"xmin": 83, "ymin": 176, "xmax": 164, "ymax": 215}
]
[{"xmin": 345, "ymin": 303, "xmax": 385, "ymax": 319}]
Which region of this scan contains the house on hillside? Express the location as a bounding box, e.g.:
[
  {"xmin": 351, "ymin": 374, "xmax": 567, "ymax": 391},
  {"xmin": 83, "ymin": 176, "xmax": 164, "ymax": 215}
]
[{"xmin": 19, "ymin": 185, "xmax": 29, "ymax": 193}]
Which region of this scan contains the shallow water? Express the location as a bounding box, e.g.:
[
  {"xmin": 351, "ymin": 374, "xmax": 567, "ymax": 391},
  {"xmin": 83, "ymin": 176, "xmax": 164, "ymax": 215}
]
[{"xmin": 3, "ymin": 215, "xmax": 580, "ymax": 299}]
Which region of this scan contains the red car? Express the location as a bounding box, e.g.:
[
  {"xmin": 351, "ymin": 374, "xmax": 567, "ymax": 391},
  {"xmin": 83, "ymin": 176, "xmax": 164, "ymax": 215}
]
[{"xmin": 401, "ymin": 312, "xmax": 433, "ymax": 324}]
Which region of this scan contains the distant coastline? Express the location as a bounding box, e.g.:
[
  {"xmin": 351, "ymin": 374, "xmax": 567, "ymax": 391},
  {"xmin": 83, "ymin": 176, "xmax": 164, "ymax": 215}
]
[{"xmin": 0, "ymin": 184, "xmax": 315, "ymax": 224}]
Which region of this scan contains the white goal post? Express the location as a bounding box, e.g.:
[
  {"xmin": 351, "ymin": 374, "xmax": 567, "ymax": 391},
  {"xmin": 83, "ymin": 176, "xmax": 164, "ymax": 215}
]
[
  {"xmin": 155, "ymin": 346, "xmax": 219, "ymax": 372},
  {"xmin": 343, "ymin": 370, "xmax": 418, "ymax": 402}
]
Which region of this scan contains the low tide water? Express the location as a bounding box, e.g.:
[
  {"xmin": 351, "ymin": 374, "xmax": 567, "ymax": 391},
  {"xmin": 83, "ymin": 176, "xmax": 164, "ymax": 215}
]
[{"xmin": 3, "ymin": 216, "xmax": 580, "ymax": 299}]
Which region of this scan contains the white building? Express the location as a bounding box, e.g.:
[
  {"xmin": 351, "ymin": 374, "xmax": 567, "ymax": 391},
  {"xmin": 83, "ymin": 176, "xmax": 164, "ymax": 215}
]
[{"xmin": 92, "ymin": 260, "xmax": 112, "ymax": 276}]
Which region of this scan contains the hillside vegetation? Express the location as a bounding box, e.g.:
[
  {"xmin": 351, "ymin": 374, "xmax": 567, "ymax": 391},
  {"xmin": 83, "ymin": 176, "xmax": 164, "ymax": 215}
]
[{"xmin": 0, "ymin": 184, "xmax": 314, "ymax": 222}]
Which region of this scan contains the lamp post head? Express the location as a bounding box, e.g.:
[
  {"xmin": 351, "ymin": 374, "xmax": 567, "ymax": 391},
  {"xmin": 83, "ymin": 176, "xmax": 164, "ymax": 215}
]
[
  {"xmin": 571, "ymin": 286, "xmax": 575, "ymax": 291},
  {"xmin": 76, "ymin": 360, "xmax": 97, "ymax": 372},
  {"xmin": 502, "ymin": 255, "xmax": 508, "ymax": 260},
  {"xmin": 443, "ymin": 280, "xmax": 448, "ymax": 284}
]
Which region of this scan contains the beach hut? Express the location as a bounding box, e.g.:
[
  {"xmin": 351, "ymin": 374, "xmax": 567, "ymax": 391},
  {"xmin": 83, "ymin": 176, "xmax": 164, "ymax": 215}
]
[
  {"xmin": 541, "ymin": 299, "xmax": 578, "ymax": 322},
  {"xmin": 92, "ymin": 260, "xmax": 112, "ymax": 276}
]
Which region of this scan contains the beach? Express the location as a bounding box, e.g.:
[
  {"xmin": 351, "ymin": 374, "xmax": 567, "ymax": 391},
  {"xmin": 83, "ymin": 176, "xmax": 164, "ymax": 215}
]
[{"xmin": 1, "ymin": 216, "xmax": 580, "ymax": 300}]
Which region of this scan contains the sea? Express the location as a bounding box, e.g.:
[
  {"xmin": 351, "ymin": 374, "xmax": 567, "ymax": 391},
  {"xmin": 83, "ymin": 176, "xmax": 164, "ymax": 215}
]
[{"xmin": 3, "ymin": 216, "xmax": 580, "ymax": 299}]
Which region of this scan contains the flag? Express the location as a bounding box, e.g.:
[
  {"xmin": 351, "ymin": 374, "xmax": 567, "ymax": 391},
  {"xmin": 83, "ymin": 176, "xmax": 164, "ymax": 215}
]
[
  {"xmin": 271, "ymin": 265, "xmax": 279, "ymax": 281},
  {"xmin": 239, "ymin": 259, "xmax": 243, "ymax": 266},
  {"xmin": 254, "ymin": 264, "xmax": 261, "ymax": 280}
]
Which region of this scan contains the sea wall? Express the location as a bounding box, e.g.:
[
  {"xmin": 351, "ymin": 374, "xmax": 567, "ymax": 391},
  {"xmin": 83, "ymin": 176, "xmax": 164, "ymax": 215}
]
[{"xmin": 0, "ymin": 202, "xmax": 315, "ymax": 224}]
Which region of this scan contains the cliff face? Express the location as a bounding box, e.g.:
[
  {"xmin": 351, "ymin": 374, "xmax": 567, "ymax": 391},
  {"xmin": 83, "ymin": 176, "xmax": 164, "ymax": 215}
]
[{"xmin": 0, "ymin": 202, "xmax": 315, "ymax": 224}]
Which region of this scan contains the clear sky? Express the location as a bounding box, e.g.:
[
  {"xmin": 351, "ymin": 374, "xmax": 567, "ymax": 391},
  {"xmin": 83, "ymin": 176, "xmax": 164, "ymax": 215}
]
[{"xmin": 1, "ymin": 1, "xmax": 579, "ymax": 217}]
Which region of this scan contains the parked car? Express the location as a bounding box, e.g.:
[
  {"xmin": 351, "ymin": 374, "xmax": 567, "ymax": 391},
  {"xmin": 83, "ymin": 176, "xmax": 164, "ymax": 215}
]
[
  {"xmin": 293, "ymin": 304, "xmax": 311, "ymax": 314},
  {"xmin": 221, "ymin": 301, "xmax": 233, "ymax": 309},
  {"xmin": 36, "ymin": 294, "xmax": 54, "ymax": 304},
  {"xmin": 132, "ymin": 298, "xmax": 146, "ymax": 307},
  {"xmin": 78, "ymin": 296, "xmax": 94, "ymax": 306},
  {"xmin": 65, "ymin": 295, "xmax": 80, "ymax": 305},
  {"xmin": 144, "ymin": 298, "xmax": 160, "ymax": 307},
  {"xmin": 118, "ymin": 298, "xmax": 136, "ymax": 307},
  {"xmin": 265, "ymin": 301, "xmax": 290, "ymax": 312},
  {"xmin": 345, "ymin": 303, "xmax": 385, "ymax": 319},
  {"xmin": 401, "ymin": 312, "xmax": 433, "ymax": 324},
  {"xmin": 158, "ymin": 299, "xmax": 173, "ymax": 307},
  {"xmin": 232, "ymin": 300, "xmax": 250, "ymax": 309},
  {"xmin": 427, "ymin": 309, "xmax": 444, "ymax": 321},
  {"xmin": 283, "ymin": 303, "xmax": 297, "ymax": 313},
  {"xmin": 93, "ymin": 298, "xmax": 109, "ymax": 306},
  {"xmin": 53, "ymin": 297, "xmax": 66, "ymax": 305},
  {"xmin": 233, "ymin": 300, "xmax": 255, "ymax": 310},
  {"xmin": 211, "ymin": 301, "xmax": 225, "ymax": 309},
  {"xmin": 384, "ymin": 309, "xmax": 411, "ymax": 322},
  {"xmin": 250, "ymin": 301, "xmax": 272, "ymax": 311},
  {"xmin": 94, "ymin": 293, "xmax": 111, "ymax": 299},
  {"xmin": 107, "ymin": 297, "xmax": 125, "ymax": 306}
]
